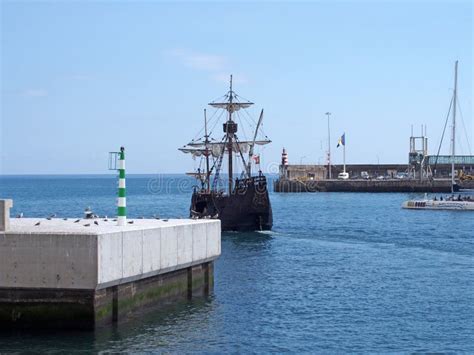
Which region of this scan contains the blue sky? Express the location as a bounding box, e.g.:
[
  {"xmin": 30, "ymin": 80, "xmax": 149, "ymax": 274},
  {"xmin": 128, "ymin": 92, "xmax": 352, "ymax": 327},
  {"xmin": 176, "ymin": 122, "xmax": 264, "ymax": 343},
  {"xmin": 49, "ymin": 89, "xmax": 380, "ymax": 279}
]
[{"xmin": 1, "ymin": 1, "xmax": 472, "ymax": 174}]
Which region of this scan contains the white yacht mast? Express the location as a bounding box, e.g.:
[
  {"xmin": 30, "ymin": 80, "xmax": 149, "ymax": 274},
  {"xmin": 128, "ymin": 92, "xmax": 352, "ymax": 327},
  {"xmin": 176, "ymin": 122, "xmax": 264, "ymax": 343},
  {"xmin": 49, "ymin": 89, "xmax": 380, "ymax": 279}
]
[{"xmin": 451, "ymin": 60, "xmax": 458, "ymax": 193}]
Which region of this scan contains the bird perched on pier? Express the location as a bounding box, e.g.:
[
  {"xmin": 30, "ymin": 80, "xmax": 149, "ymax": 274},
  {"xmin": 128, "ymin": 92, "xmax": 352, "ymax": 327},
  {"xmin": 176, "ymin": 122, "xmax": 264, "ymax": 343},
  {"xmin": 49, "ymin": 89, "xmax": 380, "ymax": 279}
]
[
  {"xmin": 84, "ymin": 223, "xmax": 90, "ymax": 227},
  {"xmin": 153, "ymin": 214, "xmax": 160, "ymax": 220},
  {"xmin": 128, "ymin": 220, "xmax": 134, "ymax": 224},
  {"xmin": 212, "ymin": 213, "xmax": 219, "ymax": 219},
  {"xmin": 74, "ymin": 219, "xmax": 80, "ymax": 223},
  {"xmin": 94, "ymin": 221, "xmax": 99, "ymax": 226},
  {"xmin": 46, "ymin": 217, "xmax": 52, "ymax": 220},
  {"xmin": 34, "ymin": 221, "xmax": 41, "ymax": 226},
  {"xmin": 63, "ymin": 218, "xmax": 68, "ymax": 221},
  {"xmin": 16, "ymin": 213, "xmax": 23, "ymax": 218},
  {"xmin": 163, "ymin": 219, "xmax": 168, "ymax": 222},
  {"xmin": 84, "ymin": 207, "xmax": 94, "ymax": 219},
  {"xmin": 103, "ymin": 218, "xmax": 108, "ymax": 222}
]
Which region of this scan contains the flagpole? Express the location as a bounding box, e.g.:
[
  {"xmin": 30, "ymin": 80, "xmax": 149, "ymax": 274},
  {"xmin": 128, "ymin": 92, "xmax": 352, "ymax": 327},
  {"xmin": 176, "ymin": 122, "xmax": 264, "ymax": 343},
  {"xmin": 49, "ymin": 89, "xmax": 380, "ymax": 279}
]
[
  {"xmin": 343, "ymin": 142, "xmax": 346, "ymax": 174},
  {"xmin": 325, "ymin": 112, "xmax": 332, "ymax": 179}
]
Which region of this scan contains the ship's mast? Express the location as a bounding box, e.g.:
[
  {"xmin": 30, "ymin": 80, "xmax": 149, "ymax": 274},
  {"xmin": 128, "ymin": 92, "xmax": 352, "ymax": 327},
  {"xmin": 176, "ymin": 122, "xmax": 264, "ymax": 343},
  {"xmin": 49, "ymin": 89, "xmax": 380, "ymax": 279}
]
[
  {"xmin": 179, "ymin": 75, "xmax": 264, "ymax": 193},
  {"xmin": 204, "ymin": 109, "xmax": 211, "ymax": 193},
  {"xmin": 227, "ymin": 75, "xmax": 234, "ymax": 193},
  {"xmin": 248, "ymin": 109, "xmax": 264, "ymax": 176},
  {"xmin": 451, "ymin": 60, "xmax": 458, "ymax": 193}
]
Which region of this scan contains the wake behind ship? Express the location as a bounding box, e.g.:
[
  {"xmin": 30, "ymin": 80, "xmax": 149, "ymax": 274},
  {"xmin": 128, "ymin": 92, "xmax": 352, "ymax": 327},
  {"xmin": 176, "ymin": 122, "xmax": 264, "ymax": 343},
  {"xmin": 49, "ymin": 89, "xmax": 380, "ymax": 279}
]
[{"xmin": 179, "ymin": 76, "xmax": 273, "ymax": 231}]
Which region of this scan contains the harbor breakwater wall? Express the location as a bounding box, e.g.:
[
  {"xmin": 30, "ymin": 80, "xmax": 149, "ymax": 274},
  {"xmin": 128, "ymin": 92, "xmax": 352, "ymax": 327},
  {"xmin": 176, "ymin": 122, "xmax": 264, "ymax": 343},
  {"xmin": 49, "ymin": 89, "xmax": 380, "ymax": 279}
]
[
  {"xmin": 274, "ymin": 179, "xmax": 459, "ymax": 193},
  {"xmin": 460, "ymin": 180, "xmax": 474, "ymax": 190},
  {"xmin": 0, "ymin": 200, "xmax": 221, "ymax": 329}
]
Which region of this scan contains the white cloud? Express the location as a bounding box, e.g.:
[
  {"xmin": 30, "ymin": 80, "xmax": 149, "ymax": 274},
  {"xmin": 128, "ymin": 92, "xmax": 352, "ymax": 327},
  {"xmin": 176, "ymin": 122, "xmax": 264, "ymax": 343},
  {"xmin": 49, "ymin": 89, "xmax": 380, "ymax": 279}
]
[
  {"xmin": 212, "ymin": 73, "xmax": 249, "ymax": 85},
  {"xmin": 23, "ymin": 89, "xmax": 48, "ymax": 97},
  {"xmin": 165, "ymin": 48, "xmax": 249, "ymax": 85},
  {"xmin": 166, "ymin": 48, "xmax": 227, "ymax": 72},
  {"xmin": 67, "ymin": 74, "xmax": 95, "ymax": 81}
]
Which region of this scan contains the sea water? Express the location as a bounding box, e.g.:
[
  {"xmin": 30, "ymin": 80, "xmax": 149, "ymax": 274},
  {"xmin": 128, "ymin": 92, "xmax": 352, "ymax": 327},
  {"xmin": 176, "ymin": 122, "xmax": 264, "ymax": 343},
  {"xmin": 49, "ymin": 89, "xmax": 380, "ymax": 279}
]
[{"xmin": 0, "ymin": 175, "xmax": 473, "ymax": 352}]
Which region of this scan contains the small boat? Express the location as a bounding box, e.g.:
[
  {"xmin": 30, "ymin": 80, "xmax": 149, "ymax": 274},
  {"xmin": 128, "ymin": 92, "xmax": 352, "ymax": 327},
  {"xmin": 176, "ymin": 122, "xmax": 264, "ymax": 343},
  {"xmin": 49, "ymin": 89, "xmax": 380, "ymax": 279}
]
[
  {"xmin": 403, "ymin": 61, "xmax": 474, "ymax": 212},
  {"xmin": 402, "ymin": 194, "xmax": 474, "ymax": 211}
]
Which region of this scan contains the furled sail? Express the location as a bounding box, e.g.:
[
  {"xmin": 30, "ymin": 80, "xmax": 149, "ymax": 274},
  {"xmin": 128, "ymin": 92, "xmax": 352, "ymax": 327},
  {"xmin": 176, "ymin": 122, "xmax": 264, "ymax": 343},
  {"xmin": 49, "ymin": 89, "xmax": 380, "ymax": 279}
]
[
  {"xmin": 186, "ymin": 140, "xmax": 271, "ymax": 148},
  {"xmin": 208, "ymin": 102, "xmax": 253, "ymax": 112},
  {"xmin": 179, "ymin": 140, "xmax": 271, "ymax": 158},
  {"xmin": 179, "ymin": 147, "xmax": 222, "ymax": 158}
]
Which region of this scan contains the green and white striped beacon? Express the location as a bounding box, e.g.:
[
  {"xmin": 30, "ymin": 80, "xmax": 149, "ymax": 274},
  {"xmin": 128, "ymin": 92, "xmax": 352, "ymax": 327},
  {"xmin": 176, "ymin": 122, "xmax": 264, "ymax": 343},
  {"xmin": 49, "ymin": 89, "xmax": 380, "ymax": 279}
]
[{"xmin": 117, "ymin": 146, "xmax": 126, "ymax": 226}]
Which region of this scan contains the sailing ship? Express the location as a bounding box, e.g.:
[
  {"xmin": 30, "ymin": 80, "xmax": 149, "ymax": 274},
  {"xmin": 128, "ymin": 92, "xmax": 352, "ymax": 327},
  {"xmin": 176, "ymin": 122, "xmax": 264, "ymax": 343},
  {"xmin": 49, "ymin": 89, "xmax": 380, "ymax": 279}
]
[
  {"xmin": 179, "ymin": 76, "xmax": 273, "ymax": 231},
  {"xmin": 402, "ymin": 61, "xmax": 474, "ymax": 211}
]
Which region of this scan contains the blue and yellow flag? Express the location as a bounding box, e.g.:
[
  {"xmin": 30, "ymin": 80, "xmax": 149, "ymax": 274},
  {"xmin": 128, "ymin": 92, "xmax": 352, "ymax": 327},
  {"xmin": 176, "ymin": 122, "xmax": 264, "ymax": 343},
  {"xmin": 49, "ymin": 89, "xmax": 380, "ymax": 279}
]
[{"xmin": 337, "ymin": 133, "xmax": 345, "ymax": 148}]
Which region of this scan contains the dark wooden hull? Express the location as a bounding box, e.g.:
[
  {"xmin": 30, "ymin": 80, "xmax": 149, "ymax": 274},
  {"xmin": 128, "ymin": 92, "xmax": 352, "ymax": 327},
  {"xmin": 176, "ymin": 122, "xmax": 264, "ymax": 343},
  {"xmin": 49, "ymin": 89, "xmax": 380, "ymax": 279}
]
[{"xmin": 190, "ymin": 176, "xmax": 273, "ymax": 231}]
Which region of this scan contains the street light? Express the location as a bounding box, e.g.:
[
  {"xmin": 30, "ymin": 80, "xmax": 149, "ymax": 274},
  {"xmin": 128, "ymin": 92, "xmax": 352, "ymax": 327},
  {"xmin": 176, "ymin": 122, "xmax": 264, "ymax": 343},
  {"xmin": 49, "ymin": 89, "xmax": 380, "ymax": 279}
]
[{"xmin": 325, "ymin": 112, "xmax": 332, "ymax": 179}]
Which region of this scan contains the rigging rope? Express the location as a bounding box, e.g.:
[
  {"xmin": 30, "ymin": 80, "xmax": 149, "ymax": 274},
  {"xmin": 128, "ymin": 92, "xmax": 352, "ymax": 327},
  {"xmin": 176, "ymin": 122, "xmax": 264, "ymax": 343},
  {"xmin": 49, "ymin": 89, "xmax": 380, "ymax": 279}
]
[
  {"xmin": 234, "ymin": 111, "xmax": 248, "ymax": 140},
  {"xmin": 208, "ymin": 109, "xmax": 226, "ymax": 137},
  {"xmin": 457, "ymin": 98, "xmax": 472, "ymax": 155},
  {"xmin": 190, "ymin": 107, "xmax": 220, "ymax": 142},
  {"xmin": 234, "ymin": 94, "xmax": 270, "ymax": 140},
  {"xmin": 433, "ymin": 95, "xmax": 453, "ymax": 172}
]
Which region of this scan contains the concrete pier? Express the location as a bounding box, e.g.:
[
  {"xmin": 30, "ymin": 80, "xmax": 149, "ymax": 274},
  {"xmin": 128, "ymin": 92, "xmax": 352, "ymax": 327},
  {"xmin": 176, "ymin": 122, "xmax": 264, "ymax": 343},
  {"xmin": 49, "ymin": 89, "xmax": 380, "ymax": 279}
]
[
  {"xmin": 274, "ymin": 178, "xmax": 457, "ymax": 193},
  {"xmin": 0, "ymin": 207, "xmax": 221, "ymax": 329}
]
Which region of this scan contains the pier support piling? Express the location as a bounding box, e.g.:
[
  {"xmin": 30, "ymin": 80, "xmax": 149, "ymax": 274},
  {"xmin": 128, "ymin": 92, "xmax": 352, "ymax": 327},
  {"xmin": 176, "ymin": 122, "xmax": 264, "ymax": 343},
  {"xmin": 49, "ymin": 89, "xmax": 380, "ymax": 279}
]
[{"xmin": 0, "ymin": 199, "xmax": 13, "ymax": 232}]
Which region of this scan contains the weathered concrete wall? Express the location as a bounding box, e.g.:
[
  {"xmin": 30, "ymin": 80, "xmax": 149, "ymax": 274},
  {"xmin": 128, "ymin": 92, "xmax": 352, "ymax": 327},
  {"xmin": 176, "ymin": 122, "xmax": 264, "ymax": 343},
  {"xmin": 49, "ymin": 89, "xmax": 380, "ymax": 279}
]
[
  {"xmin": 0, "ymin": 262, "xmax": 214, "ymax": 329},
  {"xmin": 274, "ymin": 178, "xmax": 456, "ymax": 193},
  {"xmin": 97, "ymin": 220, "xmax": 220, "ymax": 288},
  {"xmin": 0, "ymin": 233, "xmax": 98, "ymax": 289},
  {"xmin": 0, "ymin": 288, "xmax": 96, "ymax": 329},
  {"xmin": 94, "ymin": 262, "xmax": 214, "ymax": 325}
]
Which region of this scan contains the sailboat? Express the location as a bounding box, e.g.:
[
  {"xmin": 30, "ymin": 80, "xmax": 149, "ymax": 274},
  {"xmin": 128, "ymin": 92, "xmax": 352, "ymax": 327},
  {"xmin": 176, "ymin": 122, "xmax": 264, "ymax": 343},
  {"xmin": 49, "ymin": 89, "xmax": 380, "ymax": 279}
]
[
  {"xmin": 402, "ymin": 61, "xmax": 474, "ymax": 211},
  {"xmin": 179, "ymin": 76, "xmax": 273, "ymax": 231}
]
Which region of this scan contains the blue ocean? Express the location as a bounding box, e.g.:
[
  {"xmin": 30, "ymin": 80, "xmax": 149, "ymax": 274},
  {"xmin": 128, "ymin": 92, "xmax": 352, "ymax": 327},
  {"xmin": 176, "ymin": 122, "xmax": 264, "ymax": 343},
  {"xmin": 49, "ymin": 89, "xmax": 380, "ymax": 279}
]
[{"xmin": 0, "ymin": 175, "xmax": 473, "ymax": 352}]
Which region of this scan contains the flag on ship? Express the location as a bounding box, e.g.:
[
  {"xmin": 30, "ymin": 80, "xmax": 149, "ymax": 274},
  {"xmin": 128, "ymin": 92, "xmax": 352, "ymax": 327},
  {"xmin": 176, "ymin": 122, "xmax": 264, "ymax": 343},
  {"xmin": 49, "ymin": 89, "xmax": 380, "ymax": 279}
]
[{"xmin": 337, "ymin": 133, "xmax": 345, "ymax": 148}]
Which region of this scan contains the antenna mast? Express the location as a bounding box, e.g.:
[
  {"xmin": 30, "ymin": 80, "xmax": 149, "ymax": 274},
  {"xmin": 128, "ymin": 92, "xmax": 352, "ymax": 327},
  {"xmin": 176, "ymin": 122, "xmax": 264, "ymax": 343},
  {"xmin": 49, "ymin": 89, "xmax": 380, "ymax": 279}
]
[
  {"xmin": 325, "ymin": 112, "xmax": 332, "ymax": 179},
  {"xmin": 451, "ymin": 60, "xmax": 458, "ymax": 193}
]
